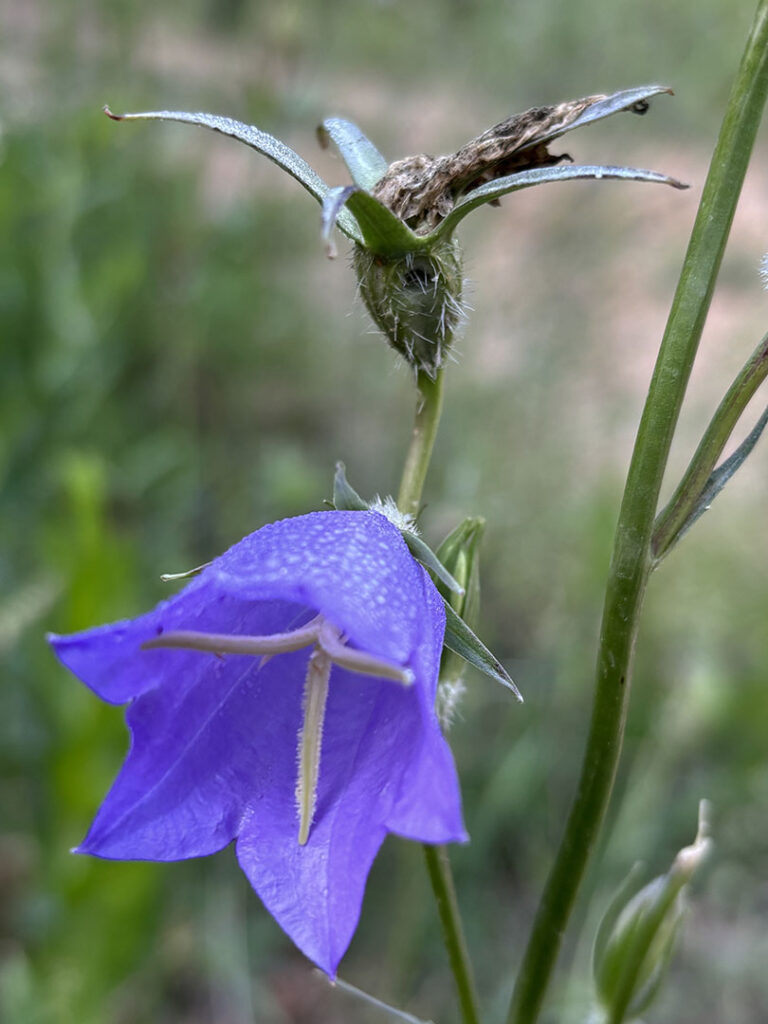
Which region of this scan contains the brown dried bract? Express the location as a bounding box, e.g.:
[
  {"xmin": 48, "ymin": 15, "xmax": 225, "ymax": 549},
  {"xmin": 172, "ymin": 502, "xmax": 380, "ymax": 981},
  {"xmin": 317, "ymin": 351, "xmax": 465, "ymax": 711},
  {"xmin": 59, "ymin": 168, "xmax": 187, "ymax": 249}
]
[{"xmin": 373, "ymin": 94, "xmax": 631, "ymax": 234}]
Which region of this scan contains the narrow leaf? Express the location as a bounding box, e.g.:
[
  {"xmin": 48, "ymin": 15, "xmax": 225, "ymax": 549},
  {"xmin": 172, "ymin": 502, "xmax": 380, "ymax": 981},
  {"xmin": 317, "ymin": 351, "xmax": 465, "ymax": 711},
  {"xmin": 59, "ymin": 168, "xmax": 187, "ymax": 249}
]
[
  {"xmin": 671, "ymin": 402, "xmax": 768, "ymax": 545},
  {"xmin": 332, "ymin": 462, "xmax": 369, "ymax": 511},
  {"xmin": 442, "ymin": 598, "xmax": 522, "ymax": 700},
  {"xmin": 318, "ymin": 118, "xmax": 389, "ymax": 191},
  {"xmin": 103, "ymin": 105, "xmax": 363, "ymax": 242},
  {"xmin": 433, "ymin": 163, "xmax": 688, "ymax": 239},
  {"xmin": 401, "ymin": 531, "xmax": 464, "ymax": 597}
]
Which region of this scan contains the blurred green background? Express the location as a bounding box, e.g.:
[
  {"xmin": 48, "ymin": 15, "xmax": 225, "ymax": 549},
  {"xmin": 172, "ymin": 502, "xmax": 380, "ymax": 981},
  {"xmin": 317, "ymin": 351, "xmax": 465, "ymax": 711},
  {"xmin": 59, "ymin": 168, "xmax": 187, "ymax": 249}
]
[{"xmin": 2, "ymin": 1, "xmax": 768, "ymax": 1021}]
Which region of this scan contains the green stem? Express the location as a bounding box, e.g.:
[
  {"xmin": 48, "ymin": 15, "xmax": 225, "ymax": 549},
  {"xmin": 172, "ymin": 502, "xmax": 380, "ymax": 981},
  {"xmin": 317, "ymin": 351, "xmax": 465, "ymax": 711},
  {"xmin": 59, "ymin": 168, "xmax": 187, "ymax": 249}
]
[
  {"xmin": 652, "ymin": 330, "xmax": 768, "ymax": 560},
  {"xmin": 395, "ymin": 367, "xmax": 481, "ymax": 1024},
  {"xmin": 397, "ymin": 370, "xmax": 446, "ymax": 517},
  {"xmin": 506, "ymin": 5, "xmax": 768, "ymax": 1023},
  {"xmin": 423, "ymin": 845, "xmax": 482, "ymax": 1024}
]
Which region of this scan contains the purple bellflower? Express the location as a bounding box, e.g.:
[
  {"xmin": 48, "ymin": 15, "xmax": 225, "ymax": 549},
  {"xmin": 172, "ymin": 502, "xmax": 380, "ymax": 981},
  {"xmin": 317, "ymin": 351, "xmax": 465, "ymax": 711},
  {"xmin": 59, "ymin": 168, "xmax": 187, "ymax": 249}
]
[{"xmin": 49, "ymin": 510, "xmax": 466, "ymax": 975}]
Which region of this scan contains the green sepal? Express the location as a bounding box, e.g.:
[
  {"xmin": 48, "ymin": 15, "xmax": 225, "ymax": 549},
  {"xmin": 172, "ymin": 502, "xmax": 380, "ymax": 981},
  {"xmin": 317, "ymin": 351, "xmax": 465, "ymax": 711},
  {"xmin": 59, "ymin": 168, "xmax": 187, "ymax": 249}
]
[
  {"xmin": 442, "ymin": 598, "xmax": 521, "ymax": 700},
  {"xmin": 323, "ymin": 187, "xmax": 422, "ymax": 257},
  {"xmin": 103, "ymin": 105, "xmax": 363, "ymax": 243},
  {"xmin": 435, "ymin": 518, "xmax": 485, "ymax": 688},
  {"xmin": 331, "ymin": 466, "xmax": 464, "ymax": 595},
  {"xmin": 431, "ymin": 164, "xmax": 688, "ymax": 241},
  {"xmin": 317, "ymin": 117, "xmax": 389, "ymax": 191},
  {"xmin": 401, "ymin": 531, "xmax": 464, "ymax": 597},
  {"xmin": 322, "ymin": 187, "xmax": 360, "ymax": 256},
  {"xmin": 343, "ymin": 190, "xmax": 426, "ymax": 257},
  {"xmin": 332, "ymin": 462, "xmax": 369, "ymax": 511},
  {"xmin": 435, "ymin": 517, "xmax": 485, "ymax": 618}
]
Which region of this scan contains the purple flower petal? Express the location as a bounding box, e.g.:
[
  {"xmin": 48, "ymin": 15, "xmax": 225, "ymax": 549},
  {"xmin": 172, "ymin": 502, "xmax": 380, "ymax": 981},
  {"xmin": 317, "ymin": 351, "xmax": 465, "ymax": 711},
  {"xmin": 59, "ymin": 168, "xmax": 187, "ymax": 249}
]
[{"xmin": 49, "ymin": 510, "xmax": 466, "ymax": 975}]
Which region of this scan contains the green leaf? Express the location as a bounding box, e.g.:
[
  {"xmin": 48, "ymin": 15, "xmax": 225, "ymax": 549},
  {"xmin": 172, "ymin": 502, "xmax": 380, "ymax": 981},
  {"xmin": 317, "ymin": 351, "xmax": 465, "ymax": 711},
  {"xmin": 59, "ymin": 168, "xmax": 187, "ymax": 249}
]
[
  {"xmin": 332, "ymin": 462, "xmax": 369, "ymax": 511},
  {"xmin": 318, "ymin": 117, "xmax": 389, "ymax": 191},
  {"xmin": 401, "ymin": 531, "xmax": 464, "ymax": 597},
  {"xmin": 323, "ymin": 186, "xmax": 421, "ymax": 257},
  {"xmin": 432, "ymin": 163, "xmax": 688, "ymax": 239},
  {"xmin": 331, "ymin": 465, "xmax": 464, "ymax": 594},
  {"xmin": 671, "ymin": 402, "xmax": 768, "ymax": 545},
  {"xmin": 103, "ymin": 105, "xmax": 363, "ymax": 242},
  {"xmin": 344, "ymin": 190, "xmax": 426, "ymax": 257},
  {"xmin": 442, "ymin": 598, "xmax": 521, "ymax": 700}
]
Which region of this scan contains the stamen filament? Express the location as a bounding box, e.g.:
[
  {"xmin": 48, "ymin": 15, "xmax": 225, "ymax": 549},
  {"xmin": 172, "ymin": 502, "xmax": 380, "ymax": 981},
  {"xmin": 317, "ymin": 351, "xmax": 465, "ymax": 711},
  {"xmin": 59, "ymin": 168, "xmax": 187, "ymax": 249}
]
[
  {"xmin": 141, "ymin": 615, "xmax": 414, "ymax": 847},
  {"xmin": 142, "ymin": 619, "xmax": 321, "ymax": 657},
  {"xmin": 296, "ymin": 644, "xmax": 333, "ymax": 846},
  {"xmin": 319, "ymin": 624, "xmax": 414, "ymax": 685}
]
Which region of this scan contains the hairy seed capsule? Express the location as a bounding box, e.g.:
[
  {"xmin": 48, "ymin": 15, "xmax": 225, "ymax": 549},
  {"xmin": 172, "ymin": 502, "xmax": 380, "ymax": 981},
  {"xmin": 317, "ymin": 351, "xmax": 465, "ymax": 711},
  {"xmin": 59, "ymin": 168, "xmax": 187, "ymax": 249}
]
[{"xmin": 353, "ymin": 239, "xmax": 464, "ymax": 378}]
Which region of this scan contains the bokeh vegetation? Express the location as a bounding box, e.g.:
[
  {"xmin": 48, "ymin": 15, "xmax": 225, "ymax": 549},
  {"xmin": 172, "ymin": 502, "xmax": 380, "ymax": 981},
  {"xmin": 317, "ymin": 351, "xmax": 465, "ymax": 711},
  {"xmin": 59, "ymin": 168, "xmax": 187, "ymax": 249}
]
[{"xmin": 2, "ymin": 1, "xmax": 768, "ymax": 1021}]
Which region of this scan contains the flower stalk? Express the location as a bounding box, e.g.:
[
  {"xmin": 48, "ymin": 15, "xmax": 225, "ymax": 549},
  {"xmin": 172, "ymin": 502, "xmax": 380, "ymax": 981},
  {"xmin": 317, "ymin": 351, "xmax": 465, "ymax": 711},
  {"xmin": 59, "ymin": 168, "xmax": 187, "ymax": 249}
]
[
  {"xmin": 397, "ymin": 370, "xmax": 446, "ymax": 518},
  {"xmin": 396, "ymin": 369, "xmax": 481, "ymax": 1024},
  {"xmin": 506, "ymin": 4, "xmax": 768, "ymax": 1023}
]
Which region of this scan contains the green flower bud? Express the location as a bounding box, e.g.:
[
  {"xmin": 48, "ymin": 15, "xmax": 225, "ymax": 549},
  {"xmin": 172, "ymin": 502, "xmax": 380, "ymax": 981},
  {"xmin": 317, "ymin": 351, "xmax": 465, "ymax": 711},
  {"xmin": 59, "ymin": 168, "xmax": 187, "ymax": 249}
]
[
  {"xmin": 433, "ymin": 517, "xmax": 485, "ymax": 727},
  {"xmin": 353, "ymin": 238, "xmax": 465, "ymax": 379},
  {"xmin": 593, "ymin": 801, "xmax": 712, "ymax": 1023}
]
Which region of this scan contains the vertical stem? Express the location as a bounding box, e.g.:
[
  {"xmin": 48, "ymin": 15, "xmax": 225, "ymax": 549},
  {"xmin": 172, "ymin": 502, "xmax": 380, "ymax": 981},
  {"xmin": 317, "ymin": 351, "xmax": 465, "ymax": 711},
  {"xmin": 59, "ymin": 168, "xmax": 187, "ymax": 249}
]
[
  {"xmin": 396, "ymin": 367, "xmax": 482, "ymax": 1024},
  {"xmin": 397, "ymin": 370, "xmax": 446, "ymax": 517},
  {"xmin": 423, "ymin": 846, "xmax": 482, "ymax": 1024},
  {"xmin": 506, "ymin": 4, "xmax": 768, "ymax": 1022}
]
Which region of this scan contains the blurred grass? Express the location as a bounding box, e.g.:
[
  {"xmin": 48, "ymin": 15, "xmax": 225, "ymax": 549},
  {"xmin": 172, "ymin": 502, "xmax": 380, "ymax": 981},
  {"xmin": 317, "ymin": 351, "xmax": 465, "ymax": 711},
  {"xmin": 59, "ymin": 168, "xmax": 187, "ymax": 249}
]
[{"xmin": 2, "ymin": 1, "xmax": 768, "ymax": 1021}]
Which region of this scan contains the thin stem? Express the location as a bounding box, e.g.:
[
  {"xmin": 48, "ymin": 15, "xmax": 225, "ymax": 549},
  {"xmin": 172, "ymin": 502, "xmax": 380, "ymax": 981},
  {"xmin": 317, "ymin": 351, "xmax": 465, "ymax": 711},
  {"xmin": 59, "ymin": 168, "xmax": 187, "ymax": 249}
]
[
  {"xmin": 395, "ymin": 366, "xmax": 481, "ymax": 1024},
  {"xmin": 652, "ymin": 330, "xmax": 768, "ymax": 560},
  {"xmin": 506, "ymin": 4, "xmax": 768, "ymax": 1023},
  {"xmin": 397, "ymin": 370, "xmax": 446, "ymax": 517},
  {"xmin": 423, "ymin": 845, "xmax": 482, "ymax": 1024}
]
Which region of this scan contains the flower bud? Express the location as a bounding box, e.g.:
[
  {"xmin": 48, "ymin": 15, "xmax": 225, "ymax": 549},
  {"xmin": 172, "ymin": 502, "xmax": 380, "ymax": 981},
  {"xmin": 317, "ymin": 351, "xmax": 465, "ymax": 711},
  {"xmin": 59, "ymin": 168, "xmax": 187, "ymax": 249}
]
[
  {"xmin": 434, "ymin": 517, "xmax": 485, "ymax": 727},
  {"xmin": 593, "ymin": 801, "xmax": 712, "ymax": 1022},
  {"xmin": 353, "ymin": 238, "xmax": 465, "ymax": 379}
]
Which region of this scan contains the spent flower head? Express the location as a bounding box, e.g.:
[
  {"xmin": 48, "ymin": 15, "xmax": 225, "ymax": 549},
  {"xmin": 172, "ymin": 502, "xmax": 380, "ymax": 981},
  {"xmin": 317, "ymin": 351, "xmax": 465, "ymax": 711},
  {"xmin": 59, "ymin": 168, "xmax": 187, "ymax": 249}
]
[
  {"xmin": 105, "ymin": 85, "xmax": 686, "ymax": 378},
  {"xmin": 49, "ymin": 511, "xmax": 466, "ymax": 975}
]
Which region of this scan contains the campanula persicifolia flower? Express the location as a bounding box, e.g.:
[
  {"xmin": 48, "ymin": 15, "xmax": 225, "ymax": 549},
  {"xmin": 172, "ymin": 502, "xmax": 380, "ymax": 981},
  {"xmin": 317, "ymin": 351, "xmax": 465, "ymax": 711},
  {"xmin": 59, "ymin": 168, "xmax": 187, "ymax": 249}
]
[{"xmin": 49, "ymin": 511, "xmax": 466, "ymax": 975}]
